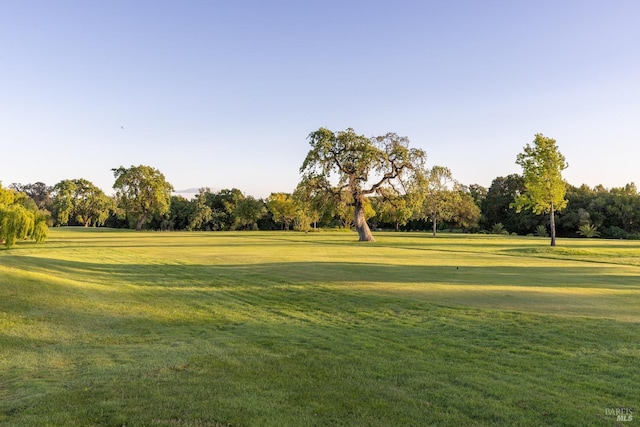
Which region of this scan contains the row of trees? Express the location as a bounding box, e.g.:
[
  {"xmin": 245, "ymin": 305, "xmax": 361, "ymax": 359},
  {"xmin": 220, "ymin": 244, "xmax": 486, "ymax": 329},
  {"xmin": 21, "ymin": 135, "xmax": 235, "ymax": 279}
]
[
  {"xmin": 478, "ymin": 177, "xmax": 640, "ymax": 239},
  {"xmin": 4, "ymin": 129, "xmax": 639, "ymax": 247},
  {"xmin": 6, "ymin": 171, "xmax": 640, "ymax": 245},
  {"xmin": 297, "ymin": 129, "xmax": 568, "ymax": 244}
]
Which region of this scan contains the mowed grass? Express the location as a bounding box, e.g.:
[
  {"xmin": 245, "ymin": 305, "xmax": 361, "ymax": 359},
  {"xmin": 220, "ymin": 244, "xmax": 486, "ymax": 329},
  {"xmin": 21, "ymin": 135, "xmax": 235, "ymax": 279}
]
[{"xmin": 1, "ymin": 229, "xmax": 638, "ymax": 426}]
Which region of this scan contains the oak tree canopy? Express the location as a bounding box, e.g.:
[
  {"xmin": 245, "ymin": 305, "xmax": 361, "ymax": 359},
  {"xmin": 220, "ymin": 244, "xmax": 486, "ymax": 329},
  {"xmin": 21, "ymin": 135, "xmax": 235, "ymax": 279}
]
[{"xmin": 299, "ymin": 127, "xmax": 426, "ymax": 241}]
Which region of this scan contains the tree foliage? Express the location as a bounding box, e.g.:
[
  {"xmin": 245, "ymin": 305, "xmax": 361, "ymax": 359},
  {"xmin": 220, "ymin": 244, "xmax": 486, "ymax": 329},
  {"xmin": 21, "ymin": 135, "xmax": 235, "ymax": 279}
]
[
  {"xmin": 266, "ymin": 193, "xmax": 297, "ymax": 231},
  {"xmin": 558, "ymin": 182, "xmax": 640, "ymax": 238},
  {"xmin": 10, "ymin": 182, "xmax": 52, "ymax": 210},
  {"xmin": 0, "ymin": 183, "xmax": 48, "ymax": 248},
  {"xmin": 299, "ymin": 128, "xmax": 426, "ymax": 241},
  {"xmin": 167, "ymin": 195, "xmax": 194, "ymax": 231},
  {"xmin": 112, "ymin": 165, "xmax": 174, "ymax": 231},
  {"xmin": 481, "ymin": 174, "xmax": 544, "ymax": 234},
  {"xmin": 178, "ymin": 188, "xmax": 270, "ymax": 232},
  {"xmin": 53, "ymin": 179, "xmax": 115, "ymax": 227},
  {"xmin": 413, "ymin": 166, "xmax": 456, "ymax": 236},
  {"xmin": 187, "ymin": 189, "xmax": 214, "ymax": 231},
  {"xmin": 447, "ymin": 186, "xmax": 481, "ymax": 231},
  {"xmin": 372, "ymin": 190, "xmax": 415, "ymax": 232},
  {"xmin": 514, "ymin": 134, "xmax": 568, "ymax": 246},
  {"xmin": 233, "ymin": 196, "xmax": 267, "ymax": 230},
  {"xmin": 9, "ymin": 141, "xmax": 640, "ymax": 240},
  {"xmin": 291, "ymin": 180, "xmax": 324, "ymax": 231}
]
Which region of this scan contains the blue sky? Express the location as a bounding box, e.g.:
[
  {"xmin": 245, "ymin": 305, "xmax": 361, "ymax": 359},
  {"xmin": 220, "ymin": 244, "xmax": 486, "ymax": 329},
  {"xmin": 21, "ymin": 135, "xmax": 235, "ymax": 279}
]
[{"xmin": 2, "ymin": 1, "xmax": 639, "ymax": 198}]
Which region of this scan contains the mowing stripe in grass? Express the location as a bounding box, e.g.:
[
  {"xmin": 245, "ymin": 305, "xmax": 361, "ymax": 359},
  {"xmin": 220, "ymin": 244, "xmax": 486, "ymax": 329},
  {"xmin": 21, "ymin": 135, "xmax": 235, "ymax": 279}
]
[{"xmin": 1, "ymin": 229, "xmax": 638, "ymax": 426}]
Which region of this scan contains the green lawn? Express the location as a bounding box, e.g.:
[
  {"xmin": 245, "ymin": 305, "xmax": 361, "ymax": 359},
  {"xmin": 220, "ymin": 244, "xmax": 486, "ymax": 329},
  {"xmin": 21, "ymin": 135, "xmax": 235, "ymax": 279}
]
[{"xmin": 1, "ymin": 229, "xmax": 638, "ymax": 426}]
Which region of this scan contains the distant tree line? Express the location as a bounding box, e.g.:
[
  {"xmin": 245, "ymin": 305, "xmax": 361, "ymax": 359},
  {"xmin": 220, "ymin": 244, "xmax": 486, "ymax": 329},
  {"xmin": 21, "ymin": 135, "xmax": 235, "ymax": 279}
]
[
  {"xmin": 465, "ymin": 177, "xmax": 640, "ymax": 239},
  {"xmin": 3, "ymin": 131, "xmax": 640, "ymax": 247},
  {"xmin": 5, "ymin": 172, "xmax": 640, "ymax": 241}
]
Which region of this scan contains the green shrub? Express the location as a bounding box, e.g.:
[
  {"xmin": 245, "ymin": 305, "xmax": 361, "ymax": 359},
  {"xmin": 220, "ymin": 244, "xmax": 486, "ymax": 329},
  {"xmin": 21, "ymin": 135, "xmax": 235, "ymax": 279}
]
[
  {"xmin": 577, "ymin": 223, "xmax": 600, "ymax": 238},
  {"xmin": 535, "ymin": 225, "xmax": 549, "ymax": 237},
  {"xmin": 601, "ymin": 226, "xmax": 628, "ymax": 239},
  {"xmin": 491, "ymin": 223, "xmax": 508, "ymax": 235}
]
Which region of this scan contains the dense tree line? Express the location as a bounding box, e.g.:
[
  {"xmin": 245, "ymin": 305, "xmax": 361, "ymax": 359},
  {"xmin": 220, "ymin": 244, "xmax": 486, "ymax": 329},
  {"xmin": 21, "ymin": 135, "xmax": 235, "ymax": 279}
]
[
  {"xmin": 4, "ymin": 131, "xmax": 640, "ymax": 246},
  {"xmin": 7, "ymin": 172, "xmax": 640, "ymax": 241},
  {"xmin": 472, "ymin": 178, "xmax": 640, "ymax": 239}
]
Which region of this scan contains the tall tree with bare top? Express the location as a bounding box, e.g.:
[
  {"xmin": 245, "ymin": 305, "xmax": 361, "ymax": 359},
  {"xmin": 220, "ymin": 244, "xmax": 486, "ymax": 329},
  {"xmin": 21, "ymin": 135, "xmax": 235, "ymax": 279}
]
[
  {"xmin": 299, "ymin": 127, "xmax": 426, "ymax": 241},
  {"xmin": 513, "ymin": 133, "xmax": 568, "ymax": 246}
]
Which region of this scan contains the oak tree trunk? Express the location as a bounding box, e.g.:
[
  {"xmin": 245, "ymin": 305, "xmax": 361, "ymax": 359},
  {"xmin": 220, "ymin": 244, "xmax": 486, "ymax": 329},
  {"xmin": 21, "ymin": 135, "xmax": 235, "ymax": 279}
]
[
  {"xmin": 135, "ymin": 214, "xmax": 146, "ymax": 231},
  {"xmin": 354, "ymin": 197, "xmax": 374, "ymax": 241},
  {"xmin": 432, "ymin": 212, "xmax": 437, "ymax": 237}
]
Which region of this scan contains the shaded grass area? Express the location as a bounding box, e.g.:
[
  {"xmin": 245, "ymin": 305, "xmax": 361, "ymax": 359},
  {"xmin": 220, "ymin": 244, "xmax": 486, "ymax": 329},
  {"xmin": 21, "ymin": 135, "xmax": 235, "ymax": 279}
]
[{"xmin": 1, "ymin": 230, "xmax": 639, "ymax": 426}]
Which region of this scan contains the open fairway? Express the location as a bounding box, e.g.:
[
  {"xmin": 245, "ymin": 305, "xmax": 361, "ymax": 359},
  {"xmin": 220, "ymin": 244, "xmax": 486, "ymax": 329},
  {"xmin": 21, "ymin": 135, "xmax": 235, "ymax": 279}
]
[{"xmin": 1, "ymin": 229, "xmax": 638, "ymax": 426}]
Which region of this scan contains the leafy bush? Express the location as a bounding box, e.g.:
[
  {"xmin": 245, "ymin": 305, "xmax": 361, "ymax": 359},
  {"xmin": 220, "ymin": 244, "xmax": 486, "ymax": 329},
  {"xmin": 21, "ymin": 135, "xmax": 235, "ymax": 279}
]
[
  {"xmin": 535, "ymin": 225, "xmax": 549, "ymax": 237},
  {"xmin": 491, "ymin": 223, "xmax": 508, "ymax": 235},
  {"xmin": 577, "ymin": 223, "xmax": 600, "ymax": 238},
  {"xmin": 601, "ymin": 226, "xmax": 628, "ymax": 239}
]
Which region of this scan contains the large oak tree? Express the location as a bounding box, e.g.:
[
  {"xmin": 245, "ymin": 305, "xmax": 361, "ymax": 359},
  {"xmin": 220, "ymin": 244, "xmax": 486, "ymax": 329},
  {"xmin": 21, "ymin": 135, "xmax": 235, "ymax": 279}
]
[
  {"xmin": 112, "ymin": 165, "xmax": 174, "ymax": 231},
  {"xmin": 300, "ymin": 127, "xmax": 426, "ymax": 241}
]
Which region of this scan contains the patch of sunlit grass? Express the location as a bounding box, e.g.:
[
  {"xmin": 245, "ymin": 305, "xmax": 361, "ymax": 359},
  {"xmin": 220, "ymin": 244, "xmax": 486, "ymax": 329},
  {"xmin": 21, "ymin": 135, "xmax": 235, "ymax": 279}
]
[{"xmin": 1, "ymin": 229, "xmax": 638, "ymax": 426}]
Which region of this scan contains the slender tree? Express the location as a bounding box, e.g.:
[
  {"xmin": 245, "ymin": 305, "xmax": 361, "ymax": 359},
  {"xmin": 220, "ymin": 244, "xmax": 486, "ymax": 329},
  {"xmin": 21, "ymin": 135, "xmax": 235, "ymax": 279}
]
[
  {"xmin": 300, "ymin": 128, "xmax": 426, "ymax": 241},
  {"xmin": 514, "ymin": 134, "xmax": 568, "ymax": 246},
  {"xmin": 414, "ymin": 166, "xmax": 455, "ymax": 236}
]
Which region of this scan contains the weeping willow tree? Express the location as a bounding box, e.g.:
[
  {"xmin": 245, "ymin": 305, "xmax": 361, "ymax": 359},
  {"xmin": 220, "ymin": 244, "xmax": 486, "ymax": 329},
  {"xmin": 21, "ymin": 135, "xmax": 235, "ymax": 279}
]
[{"xmin": 0, "ymin": 183, "xmax": 49, "ymax": 248}]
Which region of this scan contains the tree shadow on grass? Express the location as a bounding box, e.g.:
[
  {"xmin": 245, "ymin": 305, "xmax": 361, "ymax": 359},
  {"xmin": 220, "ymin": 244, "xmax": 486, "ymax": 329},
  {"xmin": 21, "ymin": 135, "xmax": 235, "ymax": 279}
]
[
  {"xmin": 2, "ymin": 251, "xmax": 640, "ymax": 425},
  {"xmin": 4, "ymin": 255, "xmax": 640, "ymax": 291}
]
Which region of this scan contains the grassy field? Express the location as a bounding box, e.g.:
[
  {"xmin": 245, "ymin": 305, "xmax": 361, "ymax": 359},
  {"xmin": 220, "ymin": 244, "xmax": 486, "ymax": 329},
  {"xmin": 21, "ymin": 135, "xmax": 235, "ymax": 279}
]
[{"xmin": 1, "ymin": 229, "xmax": 638, "ymax": 426}]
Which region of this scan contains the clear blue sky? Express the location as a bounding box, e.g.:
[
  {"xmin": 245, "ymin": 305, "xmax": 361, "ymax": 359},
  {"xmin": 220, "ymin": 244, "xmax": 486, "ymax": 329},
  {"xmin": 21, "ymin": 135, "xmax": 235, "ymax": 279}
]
[{"xmin": 2, "ymin": 1, "xmax": 639, "ymax": 198}]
